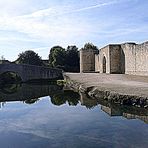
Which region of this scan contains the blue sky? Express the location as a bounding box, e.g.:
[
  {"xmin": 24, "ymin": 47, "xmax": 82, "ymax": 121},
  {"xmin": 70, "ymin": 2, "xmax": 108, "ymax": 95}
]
[{"xmin": 0, "ymin": 0, "xmax": 148, "ymax": 61}]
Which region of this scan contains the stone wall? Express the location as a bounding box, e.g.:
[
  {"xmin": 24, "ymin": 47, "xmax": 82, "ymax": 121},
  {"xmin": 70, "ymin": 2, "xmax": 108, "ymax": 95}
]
[
  {"xmin": 80, "ymin": 41, "xmax": 148, "ymax": 76},
  {"xmin": 97, "ymin": 45, "xmax": 122, "ymax": 74},
  {"xmin": 121, "ymin": 43, "xmax": 137, "ymax": 74},
  {"xmin": 95, "ymin": 54, "xmax": 100, "ymax": 72},
  {"xmin": 98, "ymin": 45, "xmax": 110, "ymax": 73},
  {"xmin": 109, "ymin": 45, "xmax": 122, "ymax": 74},
  {"xmin": 80, "ymin": 49, "xmax": 97, "ymax": 73},
  {"xmin": 122, "ymin": 42, "xmax": 148, "ymax": 76},
  {"xmin": 0, "ymin": 64, "xmax": 63, "ymax": 82}
]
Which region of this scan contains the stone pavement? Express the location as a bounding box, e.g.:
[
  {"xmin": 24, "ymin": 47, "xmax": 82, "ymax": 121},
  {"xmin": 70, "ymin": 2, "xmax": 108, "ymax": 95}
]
[{"xmin": 65, "ymin": 73, "xmax": 148, "ymax": 98}]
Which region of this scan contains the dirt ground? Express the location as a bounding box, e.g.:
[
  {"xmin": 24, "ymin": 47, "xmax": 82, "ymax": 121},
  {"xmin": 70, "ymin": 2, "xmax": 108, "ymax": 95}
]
[{"xmin": 65, "ymin": 73, "xmax": 148, "ymax": 97}]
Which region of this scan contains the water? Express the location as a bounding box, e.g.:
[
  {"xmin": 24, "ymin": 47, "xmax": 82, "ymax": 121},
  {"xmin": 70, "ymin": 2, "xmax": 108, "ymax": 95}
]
[{"xmin": 0, "ymin": 84, "xmax": 147, "ymax": 148}]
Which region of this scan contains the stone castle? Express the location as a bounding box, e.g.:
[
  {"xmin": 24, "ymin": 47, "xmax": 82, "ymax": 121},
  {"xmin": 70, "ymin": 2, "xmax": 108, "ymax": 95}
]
[{"xmin": 80, "ymin": 41, "xmax": 148, "ymax": 76}]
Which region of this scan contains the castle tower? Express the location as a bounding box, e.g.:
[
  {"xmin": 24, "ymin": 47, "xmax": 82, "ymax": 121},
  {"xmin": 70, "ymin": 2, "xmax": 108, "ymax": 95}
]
[{"xmin": 80, "ymin": 48, "xmax": 98, "ymax": 73}]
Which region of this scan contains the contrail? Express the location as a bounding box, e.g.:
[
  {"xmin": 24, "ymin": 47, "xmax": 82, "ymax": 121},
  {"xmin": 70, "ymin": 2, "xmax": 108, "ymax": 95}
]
[
  {"xmin": 18, "ymin": 0, "xmax": 122, "ymax": 19},
  {"xmin": 72, "ymin": 1, "xmax": 118, "ymax": 12}
]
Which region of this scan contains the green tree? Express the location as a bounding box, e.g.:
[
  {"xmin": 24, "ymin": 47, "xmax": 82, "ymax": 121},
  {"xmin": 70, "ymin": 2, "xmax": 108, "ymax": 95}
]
[
  {"xmin": 83, "ymin": 43, "xmax": 98, "ymax": 50},
  {"xmin": 15, "ymin": 50, "xmax": 44, "ymax": 66},
  {"xmin": 65, "ymin": 45, "xmax": 80, "ymax": 72},
  {"xmin": 49, "ymin": 46, "xmax": 66, "ymax": 69},
  {"xmin": 49, "ymin": 45, "xmax": 80, "ymax": 72}
]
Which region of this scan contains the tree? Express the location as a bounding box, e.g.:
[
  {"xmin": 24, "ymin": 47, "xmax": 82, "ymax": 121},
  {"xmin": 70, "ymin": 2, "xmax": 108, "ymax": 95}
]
[
  {"xmin": 49, "ymin": 46, "xmax": 66, "ymax": 69},
  {"xmin": 83, "ymin": 43, "xmax": 98, "ymax": 51},
  {"xmin": 48, "ymin": 45, "xmax": 80, "ymax": 72},
  {"xmin": 16, "ymin": 50, "xmax": 44, "ymax": 66},
  {"xmin": 65, "ymin": 45, "xmax": 80, "ymax": 72}
]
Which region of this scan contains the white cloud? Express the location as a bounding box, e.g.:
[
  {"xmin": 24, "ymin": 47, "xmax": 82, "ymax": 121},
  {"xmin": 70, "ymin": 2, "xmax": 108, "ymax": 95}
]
[
  {"xmin": 0, "ymin": 0, "xmax": 147, "ymax": 60},
  {"xmin": 0, "ymin": 0, "xmax": 123, "ymax": 43}
]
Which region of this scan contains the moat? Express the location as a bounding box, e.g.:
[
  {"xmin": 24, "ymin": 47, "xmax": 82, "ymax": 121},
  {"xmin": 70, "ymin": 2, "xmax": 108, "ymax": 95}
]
[{"xmin": 0, "ymin": 83, "xmax": 147, "ymax": 148}]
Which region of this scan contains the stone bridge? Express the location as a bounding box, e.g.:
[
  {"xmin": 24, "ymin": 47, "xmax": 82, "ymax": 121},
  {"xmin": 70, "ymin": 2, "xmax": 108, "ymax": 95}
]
[{"xmin": 0, "ymin": 64, "xmax": 63, "ymax": 82}]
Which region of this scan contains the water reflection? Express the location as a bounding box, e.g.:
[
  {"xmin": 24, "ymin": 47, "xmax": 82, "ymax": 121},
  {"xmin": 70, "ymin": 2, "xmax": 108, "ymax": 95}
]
[
  {"xmin": 0, "ymin": 84, "xmax": 147, "ymax": 124},
  {"xmin": 80, "ymin": 93, "xmax": 148, "ymax": 124},
  {"xmin": 0, "ymin": 83, "xmax": 63, "ymax": 102},
  {"xmin": 51, "ymin": 90, "xmax": 80, "ymax": 106}
]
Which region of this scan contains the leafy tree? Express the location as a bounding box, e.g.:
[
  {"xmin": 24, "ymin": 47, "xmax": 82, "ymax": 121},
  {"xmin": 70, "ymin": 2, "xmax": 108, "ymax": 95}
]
[
  {"xmin": 83, "ymin": 43, "xmax": 98, "ymax": 51},
  {"xmin": 49, "ymin": 46, "xmax": 66, "ymax": 69},
  {"xmin": 48, "ymin": 45, "xmax": 80, "ymax": 72},
  {"xmin": 65, "ymin": 45, "xmax": 80, "ymax": 72},
  {"xmin": 15, "ymin": 50, "xmax": 44, "ymax": 66}
]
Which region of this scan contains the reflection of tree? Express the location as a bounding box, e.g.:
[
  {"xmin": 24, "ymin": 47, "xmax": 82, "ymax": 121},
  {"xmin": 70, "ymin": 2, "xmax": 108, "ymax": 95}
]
[
  {"xmin": 24, "ymin": 98, "xmax": 39, "ymax": 104},
  {"xmin": 50, "ymin": 90, "xmax": 80, "ymax": 106},
  {"xmin": 51, "ymin": 95, "xmax": 66, "ymax": 106}
]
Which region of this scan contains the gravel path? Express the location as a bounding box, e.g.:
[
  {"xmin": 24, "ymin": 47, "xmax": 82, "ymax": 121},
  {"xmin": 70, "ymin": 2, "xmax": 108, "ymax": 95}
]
[{"xmin": 65, "ymin": 73, "xmax": 148, "ymax": 97}]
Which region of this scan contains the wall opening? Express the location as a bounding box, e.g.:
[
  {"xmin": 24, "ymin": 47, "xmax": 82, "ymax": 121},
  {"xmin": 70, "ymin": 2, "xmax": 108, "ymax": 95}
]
[{"xmin": 103, "ymin": 56, "xmax": 106, "ymax": 73}]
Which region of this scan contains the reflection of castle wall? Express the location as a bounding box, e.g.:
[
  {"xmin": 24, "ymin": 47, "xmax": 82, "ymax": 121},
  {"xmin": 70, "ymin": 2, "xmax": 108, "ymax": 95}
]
[
  {"xmin": 80, "ymin": 93, "xmax": 98, "ymax": 109},
  {"xmin": 0, "ymin": 84, "xmax": 63, "ymax": 102},
  {"xmin": 101, "ymin": 106, "xmax": 122, "ymax": 116},
  {"xmin": 101, "ymin": 105, "xmax": 148, "ymax": 123},
  {"xmin": 123, "ymin": 113, "xmax": 148, "ymax": 124}
]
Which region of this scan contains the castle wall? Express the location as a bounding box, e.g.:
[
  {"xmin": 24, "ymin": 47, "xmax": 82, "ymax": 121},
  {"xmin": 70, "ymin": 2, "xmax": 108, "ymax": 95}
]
[
  {"xmin": 80, "ymin": 49, "xmax": 96, "ymax": 73},
  {"xmin": 122, "ymin": 42, "xmax": 148, "ymax": 76},
  {"xmin": 121, "ymin": 43, "xmax": 136, "ymax": 74},
  {"xmin": 135, "ymin": 42, "xmax": 148, "ymax": 75},
  {"xmin": 98, "ymin": 45, "xmax": 110, "ymax": 73},
  {"xmin": 95, "ymin": 54, "xmax": 100, "ymax": 72},
  {"xmin": 81, "ymin": 41, "xmax": 148, "ymax": 76},
  {"xmin": 109, "ymin": 45, "xmax": 122, "ymax": 74}
]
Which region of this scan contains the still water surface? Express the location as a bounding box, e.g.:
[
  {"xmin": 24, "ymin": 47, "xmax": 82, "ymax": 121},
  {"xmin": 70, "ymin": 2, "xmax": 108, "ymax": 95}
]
[{"xmin": 0, "ymin": 84, "xmax": 147, "ymax": 148}]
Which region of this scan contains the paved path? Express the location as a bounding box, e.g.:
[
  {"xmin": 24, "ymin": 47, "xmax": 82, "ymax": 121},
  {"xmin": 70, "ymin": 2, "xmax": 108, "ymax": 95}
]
[{"xmin": 65, "ymin": 73, "xmax": 148, "ymax": 97}]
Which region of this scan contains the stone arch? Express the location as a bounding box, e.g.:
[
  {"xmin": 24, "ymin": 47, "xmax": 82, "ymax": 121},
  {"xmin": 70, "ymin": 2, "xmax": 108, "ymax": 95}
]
[{"xmin": 103, "ymin": 56, "xmax": 107, "ymax": 73}]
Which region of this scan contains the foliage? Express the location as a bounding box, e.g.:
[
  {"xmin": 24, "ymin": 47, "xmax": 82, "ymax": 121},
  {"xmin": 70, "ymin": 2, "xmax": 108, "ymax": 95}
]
[
  {"xmin": 65, "ymin": 45, "xmax": 80, "ymax": 72},
  {"xmin": 83, "ymin": 42, "xmax": 98, "ymax": 51},
  {"xmin": 49, "ymin": 45, "xmax": 80, "ymax": 72},
  {"xmin": 49, "ymin": 46, "xmax": 66, "ymax": 67},
  {"xmin": 16, "ymin": 50, "xmax": 44, "ymax": 66}
]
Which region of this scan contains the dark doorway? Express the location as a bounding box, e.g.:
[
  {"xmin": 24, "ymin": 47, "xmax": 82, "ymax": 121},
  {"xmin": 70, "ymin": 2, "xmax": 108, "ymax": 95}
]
[{"xmin": 103, "ymin": 56, "xmax": 106, "ymax": 73}]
